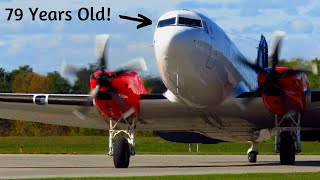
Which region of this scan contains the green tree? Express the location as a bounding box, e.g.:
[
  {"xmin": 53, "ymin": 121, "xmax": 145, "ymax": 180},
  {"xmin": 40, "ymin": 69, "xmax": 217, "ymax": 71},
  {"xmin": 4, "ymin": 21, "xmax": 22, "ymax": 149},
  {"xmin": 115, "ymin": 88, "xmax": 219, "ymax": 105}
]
[
  {"xmin": 9, "ymin": 65, "xmax": 33, "ymax": 92},
  {"xmin": 12, "ymin": 72, "xmax": 51, "ymax": 93},
  {"xmin": 0, "ymin": 68, "xmax": 11, "ymax": 92},
  {"xmin": 9, "ymin": 65, "xmax": 33, "ymax": 79},
  {"xmin": 47, "ymin": 71, "xmax": 72, "ymax": 94}
]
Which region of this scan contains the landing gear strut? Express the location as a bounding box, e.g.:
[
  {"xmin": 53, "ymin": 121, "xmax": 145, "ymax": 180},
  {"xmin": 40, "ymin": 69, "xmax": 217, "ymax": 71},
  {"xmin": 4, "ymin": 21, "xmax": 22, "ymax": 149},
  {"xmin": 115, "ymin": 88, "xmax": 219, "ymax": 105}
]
[
  {"xmin": 108, "ymin": 116, "xmax": 136, "ymax": 168},
  {"xmin": 274, "ymin": 113, "xmax": 301, "ymax": 165}
]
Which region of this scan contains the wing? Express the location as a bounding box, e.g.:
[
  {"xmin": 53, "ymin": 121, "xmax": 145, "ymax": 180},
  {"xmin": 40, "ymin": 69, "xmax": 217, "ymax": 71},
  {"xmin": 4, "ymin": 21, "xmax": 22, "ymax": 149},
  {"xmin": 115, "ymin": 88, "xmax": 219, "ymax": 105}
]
[
  {"xmin": 0, "ymin": 93, "xmax": 107, "ymax": 129},
  {"xmin": 140, "ymin": 91, "xmax": 320, "ymax": 142},
  {"xmin": 0, "ymin": 93, "xmax": 271, "ymax": 142},
  {"xmin": 1, "ymin": 92, "xmax": 319, "ymax": 143},
  {"xmin": 235, "ymin": 90, "xmax": 320, "ymax": 129},
  {"xmin": 138, "ymin": 94, "xmax": 275, "ymax": 142}
]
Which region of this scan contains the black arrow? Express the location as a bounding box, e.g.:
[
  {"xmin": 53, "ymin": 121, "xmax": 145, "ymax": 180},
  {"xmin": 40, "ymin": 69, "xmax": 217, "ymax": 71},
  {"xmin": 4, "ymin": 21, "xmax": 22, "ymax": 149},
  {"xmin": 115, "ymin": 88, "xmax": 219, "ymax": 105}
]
[{"xmin": 119, "ymin": 14, "xmax": 152, "ymax": 29}]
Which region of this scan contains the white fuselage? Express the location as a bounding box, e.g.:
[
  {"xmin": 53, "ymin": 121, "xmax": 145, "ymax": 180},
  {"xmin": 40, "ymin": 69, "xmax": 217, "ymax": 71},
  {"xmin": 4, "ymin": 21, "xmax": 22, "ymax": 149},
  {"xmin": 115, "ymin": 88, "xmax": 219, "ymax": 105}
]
[{"xmin": 154, "ymin": 10, "xmax": 258, "ymax": 107}]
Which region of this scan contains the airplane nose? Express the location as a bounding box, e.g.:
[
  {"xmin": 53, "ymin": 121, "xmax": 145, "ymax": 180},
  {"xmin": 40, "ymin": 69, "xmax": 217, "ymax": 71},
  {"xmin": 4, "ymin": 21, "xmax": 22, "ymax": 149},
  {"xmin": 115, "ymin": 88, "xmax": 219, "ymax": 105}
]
[
  {"xmin": 154, "ymin": 27, "xmax": 207, "ymax": 62},
  {"xmin": 154, "ymin": 27, "xmax": 210, "ymax": 73},
  {"xmin": 154, "ymin": 27, "xmax": 188, "ymax": 57},
  {"xmin": 153, "ymin": 26, "xmax": 220, "ymax": 106}
]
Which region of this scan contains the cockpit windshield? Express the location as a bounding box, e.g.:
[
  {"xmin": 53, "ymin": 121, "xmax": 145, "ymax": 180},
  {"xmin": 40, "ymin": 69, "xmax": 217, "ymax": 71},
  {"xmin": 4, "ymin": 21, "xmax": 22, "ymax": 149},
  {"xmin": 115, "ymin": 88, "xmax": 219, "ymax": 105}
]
[
  {"xmin": 178, "ymin": 17, "xmax": 202, "ymax": 28},
  {"xmin": 158, "ymin": 17, "xmax": 176, "ymax": 28}
]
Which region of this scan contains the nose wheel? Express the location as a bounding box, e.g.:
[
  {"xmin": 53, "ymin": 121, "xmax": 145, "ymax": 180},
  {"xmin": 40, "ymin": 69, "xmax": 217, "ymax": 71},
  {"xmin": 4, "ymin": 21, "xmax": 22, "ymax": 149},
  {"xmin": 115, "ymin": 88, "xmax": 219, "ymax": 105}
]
[
  {"xmin": 247, "ymin": 142, "xmax": 258, "ymax": 163},
  {"xmin": 248, "ymin": 151, "xmax": 258, "ymax": 163}
]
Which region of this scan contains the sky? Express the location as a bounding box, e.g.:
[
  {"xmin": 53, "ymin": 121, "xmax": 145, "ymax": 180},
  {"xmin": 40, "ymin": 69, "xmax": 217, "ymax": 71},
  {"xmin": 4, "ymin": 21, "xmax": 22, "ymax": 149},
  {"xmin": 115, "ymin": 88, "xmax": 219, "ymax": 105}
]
[{"xmin": 0, "ymin": 0, "xmax": 320, "ymax": 76}]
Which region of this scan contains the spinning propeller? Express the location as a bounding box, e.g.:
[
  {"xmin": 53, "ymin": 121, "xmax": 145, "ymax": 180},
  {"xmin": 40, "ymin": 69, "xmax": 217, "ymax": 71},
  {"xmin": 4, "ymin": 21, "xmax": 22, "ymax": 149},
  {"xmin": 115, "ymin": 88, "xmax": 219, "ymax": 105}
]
[
  {"xmin": 241, "ymin": 31, "xmax": 318, "ymax": 112},
  {"xmin": 62, "ymin": 34, "xmax": 147, "ymax": 120},
  {"xmin": 240, "ymin": 32, "xmax": 318, "ymax": 112}
]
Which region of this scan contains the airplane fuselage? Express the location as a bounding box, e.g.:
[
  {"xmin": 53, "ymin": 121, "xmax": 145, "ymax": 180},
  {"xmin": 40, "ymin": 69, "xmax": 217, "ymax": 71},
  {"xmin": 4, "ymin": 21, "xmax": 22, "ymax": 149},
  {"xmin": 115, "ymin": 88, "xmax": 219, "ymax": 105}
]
[{"xmin": 154, "ymin": 10, "xmax": 258, "ymax": 107}]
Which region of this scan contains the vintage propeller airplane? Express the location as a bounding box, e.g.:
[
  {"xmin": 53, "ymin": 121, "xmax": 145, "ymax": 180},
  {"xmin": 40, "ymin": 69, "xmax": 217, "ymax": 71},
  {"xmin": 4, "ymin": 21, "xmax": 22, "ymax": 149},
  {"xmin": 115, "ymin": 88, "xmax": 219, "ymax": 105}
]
[{"xmin": 0, "ymin": 10, "xmax": 320, "ymax": 168}]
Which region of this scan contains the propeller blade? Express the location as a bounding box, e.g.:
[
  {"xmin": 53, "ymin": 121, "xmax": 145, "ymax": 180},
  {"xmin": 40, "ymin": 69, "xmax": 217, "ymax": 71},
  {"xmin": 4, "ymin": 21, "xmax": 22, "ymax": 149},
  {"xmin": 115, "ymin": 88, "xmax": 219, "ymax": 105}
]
[
  {"xmin": 73, "ymin": 85, "xmax": 100, "ymax": 120},
  {"xmin": 61, "ymin": 62, "xmax": 91, "ymax": 80},
  {"xmin": 110, "ymin": 93, "xmax": 135, "ymax": 119},
  {"xmin": 111, "ymin": 58, "xmax": 148, "ymax": 77},
  {"xmin": 295, "ymin": 63, "xmax": 318, "ymax": 75},
  {"xmin": 281, "ymin": 63, "xmax": 318, "ymax": 76},
  {"xmin": 72, "ymin": 100, "xmax": 92, "ymax": 120},
  {"xmin": 236, "ymin": 82, "xmax": 266, "ymax": 108},
  {"xmin": 241, "ymin": 59, "xmax": 267, "ymax": 73},
  {"xmin": 96, "ymin": 34, "xmax": 110, "ymax": 70},
  {"xmin": 271, "ymin": 31, "xmax": 286, "ymax": 69},
  {"xmin": 281, "ymin": 69, "xmax": 308, "ymax": 76},
  {"xmin": 249, "ymin": 82, "xmax": 267, "ymax": 97},
  {"xmin": 72, "ymin": 109, "xmax": 87, "ymax": 120},
  {"xmin": 61, "ymin": 62, "xmax": 80, "ymax": 77},
  {"xmin": 120, "ymin": 57, "xmax": 148, "ymax": 72},
  {"xmin": 116, "ymin": 57, "xmax": 148, "ymax": 75},
  {"xmin": 312, "ymin": 63, "xmax": 319, "ymax": 75},
  {"xmin": 90, "ymin": 85, "xmax": 100, "ymax": 97},
  {"xmin": 122, "ymin": 107, "xmax": 135, "ymax": 119}
]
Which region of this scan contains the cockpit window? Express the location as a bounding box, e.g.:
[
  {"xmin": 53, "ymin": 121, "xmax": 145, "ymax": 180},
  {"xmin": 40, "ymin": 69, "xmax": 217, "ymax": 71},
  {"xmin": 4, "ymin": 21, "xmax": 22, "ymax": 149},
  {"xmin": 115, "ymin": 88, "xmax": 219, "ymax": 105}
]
[
  {"xmin": 158, "ymin": 17, "xmax": 176, "ymax": 28},
  {"xmin": 178, "ymin": 17, "xmax": 202, "ymax": 28}
]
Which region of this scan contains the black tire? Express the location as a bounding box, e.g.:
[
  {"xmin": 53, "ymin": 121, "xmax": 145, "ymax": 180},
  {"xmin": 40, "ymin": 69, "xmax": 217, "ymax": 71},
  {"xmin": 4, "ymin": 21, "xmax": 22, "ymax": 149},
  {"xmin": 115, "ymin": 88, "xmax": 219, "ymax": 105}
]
[
  {"xmin": 280, "ymin": 131, "xmax": 296, "ymax": 165},
  {"xmin": 113, "ymin": 137, "xmax": 130, "ymax": 168},
  {"xmin": 248, "ymin": 151, "xmax": 258, "ymax": 163}
]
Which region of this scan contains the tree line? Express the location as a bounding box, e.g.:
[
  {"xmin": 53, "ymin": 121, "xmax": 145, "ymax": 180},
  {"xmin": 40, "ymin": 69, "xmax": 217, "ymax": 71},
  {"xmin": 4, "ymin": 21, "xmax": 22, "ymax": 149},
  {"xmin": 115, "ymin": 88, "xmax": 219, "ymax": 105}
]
[{"xmin": 0, "ymin": 57, "xmax": 319, "ymax": 136}]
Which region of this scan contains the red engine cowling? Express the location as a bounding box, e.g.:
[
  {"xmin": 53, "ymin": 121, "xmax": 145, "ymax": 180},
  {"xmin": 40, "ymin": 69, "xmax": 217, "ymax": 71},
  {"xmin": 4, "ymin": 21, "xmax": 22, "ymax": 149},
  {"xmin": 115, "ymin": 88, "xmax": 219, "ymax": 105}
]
[
  {"xmin": 90, "ymin": 71, "xmax": 147, "ymax": 119},
  {"xmin": 258, "ymin": 67, "xmax": 310, "ymax": 115}
]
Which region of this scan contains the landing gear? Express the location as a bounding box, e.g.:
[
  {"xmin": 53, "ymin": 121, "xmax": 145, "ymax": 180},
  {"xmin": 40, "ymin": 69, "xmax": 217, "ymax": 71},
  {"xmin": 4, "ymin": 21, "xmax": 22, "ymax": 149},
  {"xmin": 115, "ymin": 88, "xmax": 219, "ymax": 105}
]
[
  {"xmin": 280, "ymin": 131, "xmax": 296, "ymax": 165},
  {"xmin": 274, "ymin": 113, "xmax": 301, "ymax": 165},
  {"xmin": 113, "ymin": 137, "xmax": 130, "ymax": 168},
  {"xmin": 108, "ymin": 116, "xmax": 136, "ymax": 168},
  {"xmin": 248, "ymin": 151, "xmax": 258, "ymax": 163},
  {"xmin": 247, "ymin": 142, "xmax": 258, "ymax": 163}
]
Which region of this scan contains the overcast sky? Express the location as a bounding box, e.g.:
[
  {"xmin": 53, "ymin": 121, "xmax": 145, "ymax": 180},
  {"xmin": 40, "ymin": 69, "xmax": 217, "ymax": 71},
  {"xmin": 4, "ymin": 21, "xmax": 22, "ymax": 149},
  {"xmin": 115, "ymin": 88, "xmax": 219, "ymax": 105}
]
[{"xmin": 0, "ymin": 0, "xmax": 319, "ymax": 76}]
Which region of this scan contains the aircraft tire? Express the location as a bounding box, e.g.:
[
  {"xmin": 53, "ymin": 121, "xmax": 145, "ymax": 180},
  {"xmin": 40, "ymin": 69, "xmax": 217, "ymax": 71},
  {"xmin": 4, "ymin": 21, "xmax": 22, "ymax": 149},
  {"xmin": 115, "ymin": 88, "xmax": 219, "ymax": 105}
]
[
  {"xmin": 248, "ymin": 151, "xmax": 258, "ymax": 163},
  {"xmin": 113, "ymin": 137, "xmax": 130, "ymax": 168},
  {"xmin": 280, "ymin": 131, "xmax": 296, "ymax": 165}
]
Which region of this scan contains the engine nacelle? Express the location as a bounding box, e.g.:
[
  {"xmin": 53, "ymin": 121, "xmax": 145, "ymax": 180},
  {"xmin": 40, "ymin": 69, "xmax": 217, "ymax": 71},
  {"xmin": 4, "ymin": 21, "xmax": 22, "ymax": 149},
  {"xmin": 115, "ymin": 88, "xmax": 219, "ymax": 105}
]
[
  {"xmin": 258, "ymin": 67, "xmax": 310, "ymax": 115},
  {"xmin": 90, "ymin": 71, "xmax": 147, "ymax": 119}
]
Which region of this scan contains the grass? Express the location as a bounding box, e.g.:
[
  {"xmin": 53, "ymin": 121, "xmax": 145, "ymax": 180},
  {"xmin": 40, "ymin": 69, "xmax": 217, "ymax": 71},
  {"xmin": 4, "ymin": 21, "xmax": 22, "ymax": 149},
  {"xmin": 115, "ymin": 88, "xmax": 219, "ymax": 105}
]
[
  {"xmin": 18, "ymin": 172, "xmax": 320, "ymax": 180},
  {"xmin": 0, "ymin": 136, "xmax": 319, "ymax": 155}
]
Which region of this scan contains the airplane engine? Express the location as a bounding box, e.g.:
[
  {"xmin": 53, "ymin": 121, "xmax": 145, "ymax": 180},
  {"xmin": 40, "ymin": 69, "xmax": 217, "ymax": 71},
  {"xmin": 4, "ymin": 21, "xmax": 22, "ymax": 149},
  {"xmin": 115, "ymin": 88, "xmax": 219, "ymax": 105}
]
[
  {"xmin": 258, "ymin": 69, "xmax": 308, "ymax": 115},
  {"xmin": 258, "ymin": 68, "xmax": 308, "ymax": 115},
  {"xmin": 90, "ymin": 71, "xmax": 147, "ymax": 119}
]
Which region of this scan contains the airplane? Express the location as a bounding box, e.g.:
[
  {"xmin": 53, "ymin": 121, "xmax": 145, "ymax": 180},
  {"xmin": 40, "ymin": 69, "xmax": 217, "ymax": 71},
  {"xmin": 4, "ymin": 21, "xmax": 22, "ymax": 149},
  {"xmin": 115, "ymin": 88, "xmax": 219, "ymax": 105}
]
[{"xmin": 0, "ymin": 9, "xmax": 320, "ymax": 168}]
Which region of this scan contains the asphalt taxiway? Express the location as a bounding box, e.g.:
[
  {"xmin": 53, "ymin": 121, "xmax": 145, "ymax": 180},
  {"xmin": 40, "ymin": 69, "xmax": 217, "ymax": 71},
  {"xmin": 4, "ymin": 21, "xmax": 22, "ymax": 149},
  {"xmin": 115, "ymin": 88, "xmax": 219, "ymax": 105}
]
[{"xmin": 0, "ymin": 155, "xmax": 319, "ymax": 179}]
